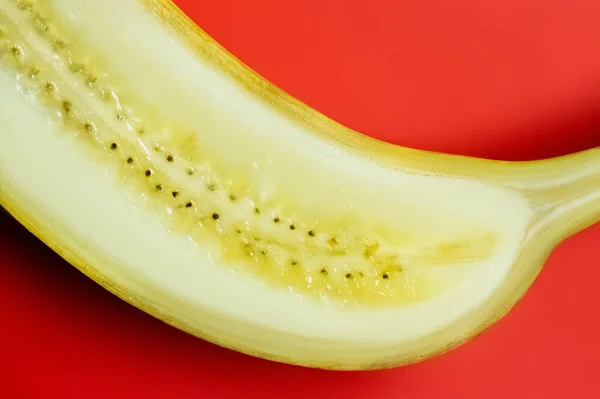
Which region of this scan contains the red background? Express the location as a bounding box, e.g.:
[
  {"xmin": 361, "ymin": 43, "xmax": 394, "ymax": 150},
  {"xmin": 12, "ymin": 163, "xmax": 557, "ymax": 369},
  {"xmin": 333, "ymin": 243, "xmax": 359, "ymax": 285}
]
[{"xmin": 2, "ymin": 0, "xmax": 600, "ymax": 397}]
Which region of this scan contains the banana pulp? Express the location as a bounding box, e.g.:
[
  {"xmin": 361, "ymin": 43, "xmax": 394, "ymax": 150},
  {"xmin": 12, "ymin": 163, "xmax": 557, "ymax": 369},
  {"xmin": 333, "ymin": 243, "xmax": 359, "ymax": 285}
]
[{"xmin": 1, "ymin": 0, "xmax": 599, "ymax": 370}]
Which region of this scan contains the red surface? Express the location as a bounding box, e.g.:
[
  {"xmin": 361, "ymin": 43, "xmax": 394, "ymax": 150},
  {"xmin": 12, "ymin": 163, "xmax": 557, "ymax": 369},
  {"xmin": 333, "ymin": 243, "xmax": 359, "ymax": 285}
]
[{"xmin": 2, "ymin": 0, "xmax": 600, "ymax": 397}]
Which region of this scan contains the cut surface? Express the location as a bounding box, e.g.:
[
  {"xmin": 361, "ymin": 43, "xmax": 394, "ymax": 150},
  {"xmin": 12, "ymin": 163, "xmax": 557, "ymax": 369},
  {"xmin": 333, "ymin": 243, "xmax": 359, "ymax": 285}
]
[{"xmin": 0, "ymin": 0, "xmax": 535, "ymax": 367}]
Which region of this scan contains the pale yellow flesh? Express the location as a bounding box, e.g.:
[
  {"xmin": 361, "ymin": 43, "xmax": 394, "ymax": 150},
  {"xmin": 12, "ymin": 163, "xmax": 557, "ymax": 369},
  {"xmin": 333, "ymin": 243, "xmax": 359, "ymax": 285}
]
[{"xmin": 0, "ymin": 0, "xmax": 599, "ymax": 369}]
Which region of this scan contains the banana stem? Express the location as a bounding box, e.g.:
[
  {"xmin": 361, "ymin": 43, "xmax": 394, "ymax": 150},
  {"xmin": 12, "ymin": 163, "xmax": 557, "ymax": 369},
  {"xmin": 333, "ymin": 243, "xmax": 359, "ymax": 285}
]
[{"xmin": 524, "ymin": 147, "xmax": 600, "ymax": 241}]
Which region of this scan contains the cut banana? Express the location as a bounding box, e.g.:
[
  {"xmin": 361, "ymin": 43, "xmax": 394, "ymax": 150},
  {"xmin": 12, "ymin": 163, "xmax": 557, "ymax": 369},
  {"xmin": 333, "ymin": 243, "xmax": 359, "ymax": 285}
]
[{"xmin": 1, "ymin": 0, "xmax": 599, "ymax": 370}]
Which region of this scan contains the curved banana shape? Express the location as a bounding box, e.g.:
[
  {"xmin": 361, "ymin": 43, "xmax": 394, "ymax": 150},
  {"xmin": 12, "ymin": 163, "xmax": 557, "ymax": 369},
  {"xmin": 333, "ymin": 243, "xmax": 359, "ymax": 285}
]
[{"xmin": 0, "ymin": 0, "xmax": 599, "ymax": 369}]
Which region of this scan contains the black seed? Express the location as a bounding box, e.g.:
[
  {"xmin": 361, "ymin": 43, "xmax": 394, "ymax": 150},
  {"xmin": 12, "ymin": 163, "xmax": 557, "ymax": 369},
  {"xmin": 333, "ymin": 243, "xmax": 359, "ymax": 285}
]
[
  {"xmin": 308, "ymin": 230, "xmax": 315, "ymax": 237},
  {"xmin": 345, "ymin": 273, "xmax": 353, "ymax": 279},
  {"xmin": 145, "ymin": 169, "xmax": 152, "ymax": 177},
  {"xmin": 382, "ymin": 273, "xmax": 389, "ymax": 279},
  {"xmin": 185, "ymin": 201, "xmax": 194, "ymax": 208},
  {"xmin": 320, "ymin": 268, "xmax": 328, "ymax": 275},
  {"xmin": 166, "ymin": 155, "xmax": 174, "ymax": 162},
  {"xmin": 138, "ymin": 128, "xmax": 145, "ymax": 135},
  {"xmin": 236, "ymin": 229, "xmax": 242, "ymax": 234},
  {"xmin": 44, "ymin": 82, "xmax": 56, "ymax": 95},
  {"xmin": 9, "ymin": 45, "xmax": 23, "ymax": 59},
  {"xmin": 116, "ymin": 113, "xmax": 125, "ymax": 121},
  {"xmin": 291, "ymin": 260, "xmax": 298, "ymax": 266},
  {"xmin": 155, "ymin": 184, "xmax": 163, "ymax": 191},
  {"xmin": 261, "ymin": 250, "xmax": 268, "ymax": 256},
  {"xmin": 62, "ymin": 101, "xmax": 72, "ymax": 113},
  {"xmin": 229, "ymin": 194, "xmax": 237, "ymax": 201},
  {"xmin": 359, "ymin": 271, "xmax": 364, "ymax": 277},
  {"xmin": 110, "ymin": 143, "xmax": 118, "ymax": 150},
  {"xmin": 212, "ymin": 213, "xmax": 220, "ymax": 220},
  {"xmin": 273, "ymin": 217, "xmax": 280, "ymax": 223},
  {"xmin": 289, "ymin": 224, "xmax": 296, "ymax": 230},
  {"xmin": 126, "ymin": 157, "xmax": 134, "ymax": 164},
  {"xmin": 187, "ymin": 168, "xmax": 195, "ymax": 175},
  {"xmin": 172, "ymin": 191, "xmax": 179, "ymax": 198},
  {"xmin": 81, "ymin": 122, "xmax": 95, "ymax": 134},
  {"xmin": 208, "ymin": 183, "xmax": 216, "ymax": 191},
  {"xmin": 254, "ymin": 207, "xmax": 260, "ymax": 214}
]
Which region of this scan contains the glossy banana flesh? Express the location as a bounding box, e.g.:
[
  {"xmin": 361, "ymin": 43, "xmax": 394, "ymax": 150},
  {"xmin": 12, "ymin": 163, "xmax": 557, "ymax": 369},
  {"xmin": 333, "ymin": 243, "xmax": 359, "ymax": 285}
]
[{"xmin": 0, "ymin": 0, "xmax": 599, "ymax": 369}]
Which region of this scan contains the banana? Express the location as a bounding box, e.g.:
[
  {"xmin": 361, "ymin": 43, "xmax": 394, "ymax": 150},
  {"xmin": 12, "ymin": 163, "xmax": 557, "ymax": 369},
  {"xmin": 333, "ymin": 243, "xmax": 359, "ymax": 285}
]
[{"xmin": 0, "ymin": 0, "xmax": 599, "ymax": 370}]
